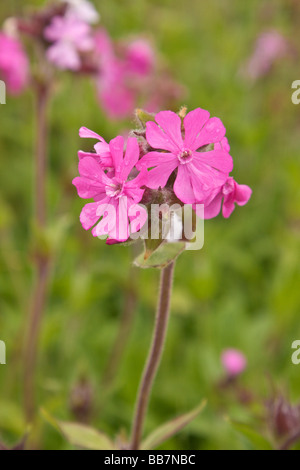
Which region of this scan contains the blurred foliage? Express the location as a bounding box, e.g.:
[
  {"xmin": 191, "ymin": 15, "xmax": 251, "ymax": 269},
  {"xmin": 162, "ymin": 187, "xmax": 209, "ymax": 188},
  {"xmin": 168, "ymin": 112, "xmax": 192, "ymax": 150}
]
[{"xmin": 0, "ymin": 0, "xmax": 300, "ymax": 450}]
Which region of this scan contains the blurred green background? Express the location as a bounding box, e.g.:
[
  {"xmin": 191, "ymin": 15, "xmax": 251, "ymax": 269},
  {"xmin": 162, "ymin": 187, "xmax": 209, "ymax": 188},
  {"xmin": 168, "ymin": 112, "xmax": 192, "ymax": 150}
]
[{"xmin": 1, "ymin": 0, "xmax": 300, "ymax": 450}]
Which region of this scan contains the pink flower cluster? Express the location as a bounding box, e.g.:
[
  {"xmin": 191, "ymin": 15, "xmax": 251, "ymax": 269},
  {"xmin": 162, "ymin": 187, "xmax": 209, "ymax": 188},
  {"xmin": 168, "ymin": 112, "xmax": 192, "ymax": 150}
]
[
  {"xmin": 243, "ymin": 30, "xmax": 290, "ymax": 81},
  {"xmin": 0, "ymin": 1, "xmax": 182, "ymax": 119},
  {"xmin": 73, "ymin": 107, "xmax": 252, "ymax": 242},
  {"xmin": 73, "ymin": 128, "xmax": 148, "ymax": 242},
  {"xmin": 44, "ymin": 13, "xmax": 95, "ymax": 71},
  {"xmin": 0, "ymin": 33, "xmax": 29, "ymax": 94}
]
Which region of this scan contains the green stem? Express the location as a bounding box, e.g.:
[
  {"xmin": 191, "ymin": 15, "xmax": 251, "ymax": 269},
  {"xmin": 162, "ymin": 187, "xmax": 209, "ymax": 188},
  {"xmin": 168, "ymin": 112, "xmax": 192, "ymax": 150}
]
[
  {"xmin": 129, "ymin": 261, "xmax": 175, "ymax": 450},
  {"xmin": 24, "ymin": 81, "xmax": 50, "ymax": 424}
]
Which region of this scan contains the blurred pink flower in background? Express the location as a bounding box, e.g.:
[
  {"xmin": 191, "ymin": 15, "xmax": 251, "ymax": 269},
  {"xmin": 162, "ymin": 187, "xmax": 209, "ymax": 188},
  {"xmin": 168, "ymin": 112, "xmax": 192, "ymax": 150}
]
[
  {"xmin": 125, "ymin": 39, "xmax": 155, "ymax": 77},
  {"xmin": 63, "ymin": 0, "xmax": 100, "ymax": 24},
  {"xmin": 221, "ymin": 349, "xmax": 247, "ymax": 377},
  {"xmin": 243, "ymin": 30, "xmax": 290, "ymax": 80},
  {"xmin": 44, "ymin": 14, "xmax": 94, "ymax": 70},
  {"xmin": 0, "ymin": 32, "xmax": 29, "ymax": 94},
  {"xmin": 94, "ymin": 29, "xmax": 156, "ymax": 119}
]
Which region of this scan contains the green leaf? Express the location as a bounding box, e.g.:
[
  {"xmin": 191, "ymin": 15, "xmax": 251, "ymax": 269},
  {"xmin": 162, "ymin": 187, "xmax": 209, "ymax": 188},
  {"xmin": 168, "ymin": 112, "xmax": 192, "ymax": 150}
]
[
  {"xmin": 143, "ymin": 237, "xmax": 166, "ymax": 259},
  {"xmin": 135, "ymin": 108, "xmax": 156, "ymax": 128},
  {"xmin": 225, "ymin": 417, "xmax": 273, "ymax": 450},
  {"xmin": 134, "ymin": 242, "xmax": 186, "ymax": 269},
  {"xmin": 41, "ymin": 409, "xmax": 115, "ymax": 450},
  {"xmin": 141, "ymin": 400, "xmax": 207, "ymax": 450}
]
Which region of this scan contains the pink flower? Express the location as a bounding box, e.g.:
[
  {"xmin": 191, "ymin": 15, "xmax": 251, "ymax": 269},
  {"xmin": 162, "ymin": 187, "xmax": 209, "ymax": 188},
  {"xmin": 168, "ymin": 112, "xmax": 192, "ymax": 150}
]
[
  {"xmin": 94, "ymin": 29, "xmax": 135, "ymax": 119},
  {"xmin": 137, "ymin": 108, "xmax": 233, "ymax": 204},
  {"xmin": 73, "ymin": 134, "xmax": 148, "ymax": 242},
  {"xmin": 125, "ymin": 39, "xmax": 155, "ymax": 77},
  {"xmin": 0, "ymin": 33, "xmax": 29, "ymax": 94},
  {"xmin": 201, "ymin": 177, "xmax": 252, "ymax": 219},
  {"xmin": 78, "ymin": 126, "xmax": 112, "ymax": 169},
  {"xmin": 221, "ymin": 349, "xmax": 247, "ymax": 377},
  {"xmin": 63, "ymin": 0, "xmax": 100, "ymax": 24},
  {"xmin": 44, "ymin": 15, "xmax": 94, "ymax": 71},
  {"xmin": 243, "ymin": 31, "xmax": 289, "ymax": 81}
]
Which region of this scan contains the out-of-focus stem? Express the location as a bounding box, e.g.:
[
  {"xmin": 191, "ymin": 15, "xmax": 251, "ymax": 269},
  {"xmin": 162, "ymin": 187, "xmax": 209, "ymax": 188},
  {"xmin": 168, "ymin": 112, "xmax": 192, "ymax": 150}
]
[
  {"xmin": 102, "ymin": 245, "xmax": 139, "ymax": 389},
  {"xmin": 129, "ymin": 261, "xmax": 175, "ymax": 450},
  {"xmin": 102, "ymin": 282, "xmax": 137, "ymax": 388},
  {"xmin": 24, "ymin": 80, "xmax": 50, "ymax": 424}
]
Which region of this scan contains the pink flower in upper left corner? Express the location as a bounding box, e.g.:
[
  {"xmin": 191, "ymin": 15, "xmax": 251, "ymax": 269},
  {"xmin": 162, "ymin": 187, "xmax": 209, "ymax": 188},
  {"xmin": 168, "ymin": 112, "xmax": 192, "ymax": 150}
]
[
  {"xmin": 44, "ymin": 15, "xmax": 94, "ymax": 71},
  {"xmin": 73, "ymin": 135, "xmax": 148, "ymax": 242},
  {"xmin": 137, "ymin": 108, "xmax": 233, "ymax": 204},
  {"xmin": 0, "ymin": 33, "xmax": 29, "ymax": 94}
]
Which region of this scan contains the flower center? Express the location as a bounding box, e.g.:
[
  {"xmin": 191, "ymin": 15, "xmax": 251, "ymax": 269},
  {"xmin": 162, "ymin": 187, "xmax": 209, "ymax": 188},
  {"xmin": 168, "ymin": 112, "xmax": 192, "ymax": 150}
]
[
  {"xmin": 105, "ymin": 180, "xmax": 124, "ymax": 198},
  {"xmin": 178, "ymin": 148, "xmax": 193, "ymax": 164}
]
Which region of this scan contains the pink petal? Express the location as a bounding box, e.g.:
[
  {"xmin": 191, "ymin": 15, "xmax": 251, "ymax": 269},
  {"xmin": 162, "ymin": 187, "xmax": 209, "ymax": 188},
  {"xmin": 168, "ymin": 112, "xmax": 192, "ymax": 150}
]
[
  {"xmin": 72, "ymin": 176, "xmax": 106, "ymax": 199},
  {"xmin": 79, "ymin": 199, "xmax": 109, "ymax": 230},
  {"xmin": 194, "ymin": 117, "xmax": 226, "ymax": 150},
  {"xmin": 78, "ymin": 157, "xmax": 107, "ymax": 182},
  {"xmin": 46, "ymin": 42, "xmax": 80, "ymax": 71},
  {"xmin": 145, "ymin": 160, "xmax": 179, "ymax": 189},
  {"xmin": 203, "ymin": 193, "xmax": 223, "ymax": 219},
  {"xmin": 78, "ymin": 150, "xmax": 101, "ymax": 162},
  {"xmin": 126, "ymin": 167, "xmax": 148, "ymax": 190},
  {"xmin": 113, "ymin": 196, "xmax": 130, "ymax": 241},
  {"xmin": 191, "ymin": 159, "xmax": 229, "ymax": 190},
  {"xmin": 214, "ymin": 137, "xmax": 230, "ymax": 152},
  {"xmin": 155, "ymin": 111, "xmax": 184, "ymax": 149},
  {"xmin": 120, "ymin": 137, "xmax": 139, "ymax": 180},
  {"xmin": 222, "ymin": 199, "xmax": 235, "ymax": 218},
  {"xmin": 146, "ymin": 121, "xmax": 179, "ymax": 153},
  {"xmin": 129, "ymin": 203, "xmax": 148, "ymax": 234},
  {"xmin": 173, "ymin": 165, "xmax": 196, "ymax": 204},
  {"xmin": 137, "ymin": 151, "xmax": 177, "ymax": 170},
  {"xmin": 92, "ymin": 200, "xmax": 118, "ymax": 237},
  {"xmin": 183, "ymin": 108, "xmax": 210, "ymax": 150},
  {"xmin": 109, "ymin": 136, "xmax": 125, "ymax": 176},
  {"xmin": 79, "ymin": 127, "xmax": 105, "ymax": 141},
  {"xmin": 195, "ymin": 150, "xmax": 233, "ymax": 173},
  {"xmin": 235, "ymin": 184, "xmax": 252, "ymax": 206}
]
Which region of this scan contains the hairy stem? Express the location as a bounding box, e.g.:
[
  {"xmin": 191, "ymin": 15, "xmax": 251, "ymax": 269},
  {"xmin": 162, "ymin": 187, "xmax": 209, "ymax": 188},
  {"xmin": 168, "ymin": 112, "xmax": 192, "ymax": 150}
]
[
  {"xmin": 129, "ymin": 261, "xmax": 175, "ymax": 450},
  {"xmin": 24, "ymin": 81, "xmax": 50, "ymax": 423}
]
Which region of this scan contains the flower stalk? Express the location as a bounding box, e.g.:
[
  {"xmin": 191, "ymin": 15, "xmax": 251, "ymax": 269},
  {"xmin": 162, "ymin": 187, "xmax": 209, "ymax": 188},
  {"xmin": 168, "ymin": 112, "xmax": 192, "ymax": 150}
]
[
  {"xmin": 24, "ymin": 77, "xmax": 51, "ymax": 423},
  {"xmin": 129, "ymin": 261, "xmax": 175, "ymax": 450}
]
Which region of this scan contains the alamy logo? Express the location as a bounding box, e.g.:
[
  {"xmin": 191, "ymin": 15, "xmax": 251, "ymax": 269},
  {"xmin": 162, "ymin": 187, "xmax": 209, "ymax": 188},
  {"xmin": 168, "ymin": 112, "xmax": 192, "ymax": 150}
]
[
  {"xmin": 0, "ymin": 341, "xmax": 6, "ymax": 364},
  {"xmin": 0, "ymin": 80, "xmax": 6, "ymax": 104},
  {"xmin": 291, "ymin": 340, "xmax": 300, "ymax": 365},
  {"xmin": 291, "ymin": 80, "xmax": 300, "ymax": 105}
]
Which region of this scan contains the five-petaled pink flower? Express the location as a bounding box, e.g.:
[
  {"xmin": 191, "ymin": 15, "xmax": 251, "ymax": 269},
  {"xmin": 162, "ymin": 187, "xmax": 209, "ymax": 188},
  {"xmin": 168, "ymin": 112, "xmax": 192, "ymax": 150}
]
[
  {"xmin": 137, "ymin": 108, "xmax": 233, "ymax": 204},
  {"xmin": 201, "ymin": 177, "xmax": 252, "ymax": 219},
  {"xmin": 0, "ymin": 33, "xmax": 29, "ymax": 94},
  {"xmin": 221, "ymin": 349, "xmax": 247, "ymax": 377},
  {"xmin": 73, "ymin": 134, "xmax": 148, "ymax": 242},
  {"xmin": 44, "ymin": 14, "xmax": 94, "ymax": 71}
]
